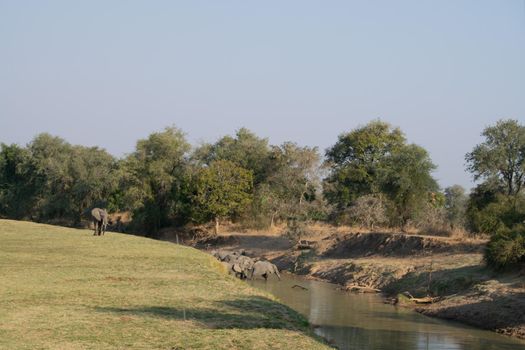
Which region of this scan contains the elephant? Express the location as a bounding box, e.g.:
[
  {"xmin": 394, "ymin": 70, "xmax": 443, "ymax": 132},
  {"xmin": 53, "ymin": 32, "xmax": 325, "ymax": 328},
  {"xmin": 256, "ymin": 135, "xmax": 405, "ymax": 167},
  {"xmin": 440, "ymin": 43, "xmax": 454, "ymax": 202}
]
[
  {"xmin": 91, "ymin": 208, "xmax": 109, "ymax": 236},
  {"xmin": 212, "ymin": 249, "xmax": 246, "ymax": 262},
  {"xmin": 249, "ymin": 260, "xmax": 281, "ymax": 281},
  {"xmin": 223, "ymin": 261, "xmax": 245, "ymax": 279},
  {"xmin": 214, "ymin": 251, "xmax": 255, "ymax": 280},
  {"xmin": 212, "ymin": 249, "xmax": 234, "ymax": 261},
  {"xmin": 229, "ymin": 255, "xmax": 255, "ymax": 280}
]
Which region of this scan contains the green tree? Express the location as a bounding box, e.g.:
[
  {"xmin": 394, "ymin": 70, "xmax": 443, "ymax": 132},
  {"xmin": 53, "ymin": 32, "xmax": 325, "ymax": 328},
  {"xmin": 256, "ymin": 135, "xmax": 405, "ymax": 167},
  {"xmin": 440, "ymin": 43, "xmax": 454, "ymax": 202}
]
[
  {"xmin": 195, "ymin": 128, "xmax": 270, "ymax": 185},
  {"xmin": 28, "ymin": 133, "xmax": 73, "ymax": 221},
  {"xmin": 323, "ymin": 120, "xmax": 405, "ymax": 208},
  {"xmin": 123, "ymin": 126, "xmax": 191, "ymax": 234},
  {"xmin": 323, "ymin": 121, "xmax": 438, "ymax": 228},
  {"xmin": 465, "ymin": 178, "xmax": 502, "ymax": 233},
  {"xmin": 191, "ymin": 160, "xmax": 253, "ymax": 234},
  {"xmin": 382, "ymin": 144, "xmax": 439, "ymax": 228},
  {"xmin": 466, "ymin": 119, "xmax": 525, "ymax": 197},
  {"xmin": 0, "ymin": 143, "xmax": 37, "ymax": 219},
  {"xmin": 22, "ymin": 134, "xmax": 119, "ymax": 224},
  {"xmin": 67, "ymin": 146, "xmax": 119, "ymax": 225},
  {"xmin": 465, "ymin": 120, "xmax": 525, "ymax": 236}
]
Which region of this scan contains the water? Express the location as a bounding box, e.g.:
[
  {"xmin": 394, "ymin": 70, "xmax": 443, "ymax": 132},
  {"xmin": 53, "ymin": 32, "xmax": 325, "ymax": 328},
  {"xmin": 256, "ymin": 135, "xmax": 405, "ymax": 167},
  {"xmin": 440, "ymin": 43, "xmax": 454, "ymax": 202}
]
[{"xmin": 248, "ymin": 273, "xmax": 525, "ymax": 350}]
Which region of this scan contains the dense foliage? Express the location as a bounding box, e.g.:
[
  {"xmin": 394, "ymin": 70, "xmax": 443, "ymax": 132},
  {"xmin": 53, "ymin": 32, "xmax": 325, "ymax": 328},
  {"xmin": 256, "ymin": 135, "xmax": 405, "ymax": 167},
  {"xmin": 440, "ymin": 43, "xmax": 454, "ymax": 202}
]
[
  {"xmin": 324, "ymin": 121, "xmax": 439, "ymax": 229},
  {"xmin": 465, "ymin": 119, "xmax": 525, "ymax": 268},
  {"xmin": 485, "ymin": 226, "xmax": 525, "ymax": 269},
  {"xmin": 2, "ymin": 118, "xmax": 524, "ymax": 269},
  {"xmin": 0, "ymin": 134, "xmax": 118, "ymax": 225},
  {"xmin": 190, "ymin": 160, "xmax": 253, "ymax": 233}
]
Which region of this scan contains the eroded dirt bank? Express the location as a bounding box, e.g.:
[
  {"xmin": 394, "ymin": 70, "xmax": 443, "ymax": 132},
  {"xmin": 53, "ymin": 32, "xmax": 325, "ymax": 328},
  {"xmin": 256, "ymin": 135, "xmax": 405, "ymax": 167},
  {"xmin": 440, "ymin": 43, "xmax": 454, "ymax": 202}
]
[{"xmin": 181, "ymin": 229, "xmax": 525, "ymax": 340}]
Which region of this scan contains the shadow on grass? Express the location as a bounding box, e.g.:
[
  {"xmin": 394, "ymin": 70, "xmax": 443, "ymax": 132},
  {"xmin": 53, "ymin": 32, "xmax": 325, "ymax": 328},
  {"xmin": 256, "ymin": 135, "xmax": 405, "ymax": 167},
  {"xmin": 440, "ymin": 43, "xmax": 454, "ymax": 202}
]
[{"xmin": 95, "ymin": 296, "xmax": 309, "ymax": 331}]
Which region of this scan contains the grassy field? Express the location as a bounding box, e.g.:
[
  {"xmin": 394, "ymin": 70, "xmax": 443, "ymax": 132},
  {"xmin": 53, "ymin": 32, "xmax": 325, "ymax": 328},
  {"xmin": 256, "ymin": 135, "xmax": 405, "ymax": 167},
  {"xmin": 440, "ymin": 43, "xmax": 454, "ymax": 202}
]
[{"xmin": 0, "ymin": 220, "xmax": 331, "ymax": 350}]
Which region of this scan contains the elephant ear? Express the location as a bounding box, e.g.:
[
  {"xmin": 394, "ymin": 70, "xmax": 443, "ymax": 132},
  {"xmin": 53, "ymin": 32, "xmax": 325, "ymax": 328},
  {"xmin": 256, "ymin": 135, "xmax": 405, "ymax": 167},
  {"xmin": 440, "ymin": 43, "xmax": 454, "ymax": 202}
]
[
  {"xmin": 232, "ymin": 264, "xmax": 242, "ymax": 273},
  {"xmin": 100, "ymin": 209, "xmax": 108, "ymax": 223},
  {"xmin": 91, "ymin": 208, "xmax": 102, "ymax": 221}
]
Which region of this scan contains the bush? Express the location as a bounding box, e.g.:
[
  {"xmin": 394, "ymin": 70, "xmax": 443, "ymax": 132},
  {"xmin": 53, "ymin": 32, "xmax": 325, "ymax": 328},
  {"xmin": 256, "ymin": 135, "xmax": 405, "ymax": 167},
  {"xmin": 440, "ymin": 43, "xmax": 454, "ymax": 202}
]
[
  {"xmin": 485, "ymin": 227, "xmax": 525, "ymax": 269},
  {"xmin": 414, "ymin": 201, "xmax": 450, "ymax": 236},
  {"xmin": 466, "ymin": 191, "xmax": 525, "ymax": 235},
  {"xmin": 339, "ymin": 195, "xmax": 388, "ymax": 229},
  {"xmin": 284, "ymin": 219, "xmax": 312, "ymax": 242}
]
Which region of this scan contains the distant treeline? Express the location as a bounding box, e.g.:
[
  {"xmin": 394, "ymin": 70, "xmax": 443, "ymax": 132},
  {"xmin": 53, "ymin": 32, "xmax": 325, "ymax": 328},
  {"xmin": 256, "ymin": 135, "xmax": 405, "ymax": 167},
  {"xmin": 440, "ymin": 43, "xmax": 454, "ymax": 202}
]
[{"xmin": 1, "ymin": 119, "xmax": 524, "ymax": 268}]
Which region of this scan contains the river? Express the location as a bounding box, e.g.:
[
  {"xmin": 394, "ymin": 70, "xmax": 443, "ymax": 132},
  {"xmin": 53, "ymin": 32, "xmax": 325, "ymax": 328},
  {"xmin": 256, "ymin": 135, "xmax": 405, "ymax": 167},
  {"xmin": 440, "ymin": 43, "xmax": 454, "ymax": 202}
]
[{"xmin": 248, "ymin": 273, "xmax": 525, "ymax": 350}]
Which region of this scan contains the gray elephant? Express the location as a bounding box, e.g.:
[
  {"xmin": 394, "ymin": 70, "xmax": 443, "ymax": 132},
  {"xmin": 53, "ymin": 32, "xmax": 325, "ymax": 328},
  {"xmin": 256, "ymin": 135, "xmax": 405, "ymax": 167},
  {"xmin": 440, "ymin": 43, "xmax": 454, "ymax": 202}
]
[
  {"xmin": 212, "ymin": 249, "xmax": 234, "ymax": 261},
  {"xmin": 229, "ymin": 255, "xmax": 255, "ymax": 280},
  {"xmin": 212, "ymin": 249, "xmax": 246, "ymax": 262},
  {"xmin": 223, "ymin": 262, "xmax": 243, "ymax": 279},
  {"xmin": 91, "ymin": 208, "xmax": 109, "ymax": 236},
  {"xmin": 249, "ymin": 260, "xmax": 281, "ymax": 281}
]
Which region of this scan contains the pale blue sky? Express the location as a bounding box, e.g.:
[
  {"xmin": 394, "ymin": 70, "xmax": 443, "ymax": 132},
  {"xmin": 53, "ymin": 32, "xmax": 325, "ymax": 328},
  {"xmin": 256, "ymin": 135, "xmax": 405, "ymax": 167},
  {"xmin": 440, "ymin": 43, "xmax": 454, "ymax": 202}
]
[{"xmin": 1, "ymin": 1, "xmax": 524, "ymax": 190}]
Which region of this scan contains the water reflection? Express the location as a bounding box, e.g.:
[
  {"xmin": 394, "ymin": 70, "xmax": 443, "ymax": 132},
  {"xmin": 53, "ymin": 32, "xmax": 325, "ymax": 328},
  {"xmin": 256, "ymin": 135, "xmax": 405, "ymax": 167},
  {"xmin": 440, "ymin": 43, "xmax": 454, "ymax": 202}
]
[{"xmin": 248, "ymin": 273, "xmax": 525, "ymax": 350}]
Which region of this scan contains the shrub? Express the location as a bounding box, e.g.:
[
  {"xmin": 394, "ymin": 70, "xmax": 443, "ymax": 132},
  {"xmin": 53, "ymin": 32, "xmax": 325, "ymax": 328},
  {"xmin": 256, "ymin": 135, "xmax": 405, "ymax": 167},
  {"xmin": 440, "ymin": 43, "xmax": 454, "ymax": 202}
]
[
  {"xmin": 414, "ymin": 201, "xmax": 449, "ymax": 236},
  {"xmin": 485, "ymin": 226, "xmax": 525, "ymax": 269},
  {"xmin": 466, "ymin": 188, "xmax": 525, "ymax": 235},
  {"xmin": 339, "ymin": 195, "xmax": 388, "ymax": 229},
  {"xmin": 284, "ymin": 219, "xmax": 311, "ymax": 242}
]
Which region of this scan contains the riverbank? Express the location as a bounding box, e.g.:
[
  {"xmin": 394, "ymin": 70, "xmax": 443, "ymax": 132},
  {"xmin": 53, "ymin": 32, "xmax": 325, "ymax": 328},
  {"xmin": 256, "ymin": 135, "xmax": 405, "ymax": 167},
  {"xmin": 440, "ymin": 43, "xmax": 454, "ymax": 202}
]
[
  {"xmin": 0, "ymin": 220, "xmax": 331, "ymax": 349},
  {"xmin": 187, "ymin": 226, "xmax": 525, "ymax": 340}
]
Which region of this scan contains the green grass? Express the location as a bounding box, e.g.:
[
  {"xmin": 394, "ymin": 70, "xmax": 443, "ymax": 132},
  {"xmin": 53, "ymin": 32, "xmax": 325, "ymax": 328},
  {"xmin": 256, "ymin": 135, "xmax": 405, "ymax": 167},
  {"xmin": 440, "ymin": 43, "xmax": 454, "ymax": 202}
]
[{"xmin": 0, "ymin": 220, "xmax": 331, "ymax": 349}]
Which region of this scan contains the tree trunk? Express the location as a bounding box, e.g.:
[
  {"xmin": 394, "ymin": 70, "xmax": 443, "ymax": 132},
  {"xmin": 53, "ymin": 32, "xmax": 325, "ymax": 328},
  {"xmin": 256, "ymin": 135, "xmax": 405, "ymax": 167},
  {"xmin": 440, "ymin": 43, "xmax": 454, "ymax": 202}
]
[
  {"xmin": 214, "ymin": 217, "xmax": 220, "ymax": 235},
  {"xmin": 270, "ymin": 212, "xmax": 276, "ymax": 228},
  {"xmin": 299, "ymin": 182, "xmax": 308, "ymax": 207},
  {"xmin": 74, "ymin": 206, "xmax": 84, "ymax": 227}
]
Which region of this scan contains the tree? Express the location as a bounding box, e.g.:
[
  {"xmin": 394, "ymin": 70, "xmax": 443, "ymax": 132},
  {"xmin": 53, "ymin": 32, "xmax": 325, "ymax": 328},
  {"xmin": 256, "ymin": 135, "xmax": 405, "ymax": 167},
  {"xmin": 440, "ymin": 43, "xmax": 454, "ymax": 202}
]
[
  {"xmin": 381, "ymin": 144, "xmax": 439, "ymax": 228},
  {"xmin": 0, "ymin": 143, "xmax": 37, "ymax": 219},
  {"xmin": 17, "ymin": 134, "xmax": 120, "ymax": 225},
  {"xmin": 1, "ymin": 135, "xmax": 120, "ymax": 225},
  {"xmin": 444, "ymin": 185, "xmax": 468, "ymax": 230},
  {"xmin": 191, "ymin": 160, "xmax": 253, "ymax": 234},
  {"xmin": 263, "ymin": 142, "xmax": 321, "ymax": 226},
  {"xmin": 67, "ymin": 146, "xmax": 119, "ymax": 225},
  {"xmin": 323, "ymin": 120, "xmax": 406, "ymax": 208},
  {"xmin": 465, "ymin": 120, "xmax": 525, "ymax": 236},
  {"xmin": 28, "ymin": 133, "xmax": 74, "ymax": 221},
  {"xmin": 195, "ymin": 128, "xmax": 270, "ymax": 185},
  {"xmin": 466, "ymin": 119, "xmax": 525, "ymax": 197},
  {"xmin": 323, "ymin": 121, "xmax": 438, "ymax": 228},
  {"xmin": 123, "ymin": 126, "xmax": 191, "ymax": 234}
]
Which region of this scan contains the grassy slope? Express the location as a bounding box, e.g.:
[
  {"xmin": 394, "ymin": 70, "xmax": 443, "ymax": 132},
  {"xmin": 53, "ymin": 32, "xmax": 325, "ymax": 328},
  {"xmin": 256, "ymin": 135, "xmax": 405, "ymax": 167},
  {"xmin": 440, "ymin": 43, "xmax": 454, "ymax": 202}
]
[{"xmin": 0, "ymin": 220, "xmax": 330, "ymax": 350}]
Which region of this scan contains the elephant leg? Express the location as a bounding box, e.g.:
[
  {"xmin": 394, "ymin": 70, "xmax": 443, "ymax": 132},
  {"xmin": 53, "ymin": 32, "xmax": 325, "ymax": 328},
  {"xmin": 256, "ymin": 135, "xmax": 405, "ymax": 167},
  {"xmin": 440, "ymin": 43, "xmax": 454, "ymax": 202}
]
[
  {"xmin": 93, "ymin": 220, "xmax": 97, "ymax": 235},
  {"xmin": 274, "ymin": 266, "xmax": 281, "ymax": 280}
]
